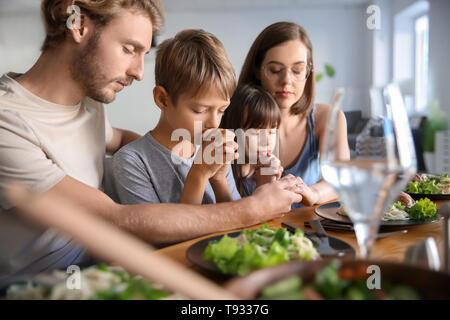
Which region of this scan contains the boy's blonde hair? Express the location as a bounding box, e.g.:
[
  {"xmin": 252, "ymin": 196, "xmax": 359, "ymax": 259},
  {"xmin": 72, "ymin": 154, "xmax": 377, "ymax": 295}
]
[
  {"xmin": 155, "ymin": 29, "xmax": 236, "ymax": 104},
  {"xmin": 41, "ymin": 0, "xmax": 164, "ymax": 51}
]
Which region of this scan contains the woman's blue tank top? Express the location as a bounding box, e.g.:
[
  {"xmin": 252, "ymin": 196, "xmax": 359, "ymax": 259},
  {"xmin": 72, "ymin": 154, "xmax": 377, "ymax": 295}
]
[{"xmin": 283, "ymin": 104, "xmax": 321, "ymax": 208}]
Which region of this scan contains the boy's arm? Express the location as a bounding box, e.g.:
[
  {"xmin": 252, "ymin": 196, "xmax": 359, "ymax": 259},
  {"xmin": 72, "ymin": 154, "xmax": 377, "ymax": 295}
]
[
  {"xmin": 179, "ymin": 130, "xmax": 236, "ymax": 204},
  {"xmin": 209, "ymin": 177, "xmax": 233, "ymax": 203},
  {"xmin": 226, "ymin": 164, "xmax": 242, "ymax": 200},
  {"xmin": 209, "ymin": 164, "xmax": 238, "ymax": 203},
  {"xmin": 179, "ymin": 168, "xmax": 209, "ymax": 204},
  {"xmin": 179, "ymin": 165, "xmax": 233, "ymax": 205}
]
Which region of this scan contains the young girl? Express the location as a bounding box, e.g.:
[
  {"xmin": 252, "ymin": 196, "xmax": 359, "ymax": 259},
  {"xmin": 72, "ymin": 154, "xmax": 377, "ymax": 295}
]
[{"xmin": 220, "ymin": 84, "xmax": 283, "ymax": 197}]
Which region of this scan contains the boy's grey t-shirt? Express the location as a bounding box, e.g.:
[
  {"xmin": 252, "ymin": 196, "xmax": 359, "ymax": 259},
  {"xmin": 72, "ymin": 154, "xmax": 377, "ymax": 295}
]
[{"xmin": 108, "ymin": 132, "xmax": 241, "ymax": 204}]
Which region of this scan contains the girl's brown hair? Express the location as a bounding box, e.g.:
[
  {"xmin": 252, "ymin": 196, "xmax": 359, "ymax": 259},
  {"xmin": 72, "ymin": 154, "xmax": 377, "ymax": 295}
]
[
  {"xmin": 220, "ymin": 84, "xmax": 281, "ymax": 196},
  {"xmin": 220, "ymin": 83, "xmax": 280, "ymax": 131},
  {"xmin": 238, "ymin": 21, "xmax": 315, "ymax": 116},
  {"xmin": 41, "ymin": 0, "xmax": 164, "ymax": 51}
]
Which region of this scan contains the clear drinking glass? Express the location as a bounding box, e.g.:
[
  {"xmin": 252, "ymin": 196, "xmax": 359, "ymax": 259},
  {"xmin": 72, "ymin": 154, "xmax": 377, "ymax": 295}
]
[{"xmin": 321, "ymin": 84, "xmax": 417, "ymax": 258}]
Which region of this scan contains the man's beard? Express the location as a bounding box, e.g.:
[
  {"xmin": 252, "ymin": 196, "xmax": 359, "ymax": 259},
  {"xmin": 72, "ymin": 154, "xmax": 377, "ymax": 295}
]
[{"xmin": 69, "ymin": 31, "xmax": 130, "ymax": 104}]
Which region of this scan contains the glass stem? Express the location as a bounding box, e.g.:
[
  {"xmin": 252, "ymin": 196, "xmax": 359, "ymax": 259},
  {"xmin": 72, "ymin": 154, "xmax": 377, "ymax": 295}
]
[{"xmin": 353, "ymin": 222, "xmax": 378, "ymax": 258}]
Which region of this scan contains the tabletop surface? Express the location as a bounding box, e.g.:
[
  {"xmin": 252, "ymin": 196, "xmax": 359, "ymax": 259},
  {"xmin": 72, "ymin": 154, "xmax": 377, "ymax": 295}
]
[{"xmin": 156, "ymin": 200, "xmax": 446, "ymax": 275}]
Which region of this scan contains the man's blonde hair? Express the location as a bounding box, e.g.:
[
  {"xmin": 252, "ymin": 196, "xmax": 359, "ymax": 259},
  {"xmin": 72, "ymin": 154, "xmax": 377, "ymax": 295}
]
[
  {"xmin": 41, "ymin": 0, "xmax": 164, "ymax": 51},
  {"xmin": 155, "ymin": 29, "xmax": 236, "ymax": 104}
]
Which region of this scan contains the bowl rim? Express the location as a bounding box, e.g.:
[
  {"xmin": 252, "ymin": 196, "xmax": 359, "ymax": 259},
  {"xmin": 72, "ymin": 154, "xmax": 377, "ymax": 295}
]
[{"xmin": 225, "ymin": 258, "xmax": 450, "ymax": 300}]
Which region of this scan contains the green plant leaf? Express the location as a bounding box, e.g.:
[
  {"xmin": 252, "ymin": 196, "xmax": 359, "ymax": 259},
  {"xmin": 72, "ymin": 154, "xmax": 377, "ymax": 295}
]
[
  {"xmin": 324, "ymin": 64, "xmax": 335, "ymax": 77},
  {"xmin": 422, "ymin": 100, "xmax": 448, "ymax": 152},
  {"xmin": 315, "ymin": 73, "xmax": 324, "ymax": 82}
]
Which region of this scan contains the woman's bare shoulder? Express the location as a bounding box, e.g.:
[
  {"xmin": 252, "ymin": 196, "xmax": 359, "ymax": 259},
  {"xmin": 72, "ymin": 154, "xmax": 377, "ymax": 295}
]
[
  {"xmin": 315, "ymin": 103, "xmax": 346, "ymax": 122},
  {"xmin": 314, "ymin": 103, "xmax": 332, "ymax": 129},
  {"xmin": 314, "ymin": 103, "xmax": 332, "ymax": 119},
  {"xmin": 312, "ymin": 104, "xmax": 329, "ymax": 139},
  {"xmin": 314, "ymin": 103, "xmax": 346, "ymax": 138}
]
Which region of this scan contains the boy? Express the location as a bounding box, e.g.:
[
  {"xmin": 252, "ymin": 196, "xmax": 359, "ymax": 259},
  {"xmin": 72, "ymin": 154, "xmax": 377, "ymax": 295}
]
[{"xmin": 108, "ymin": 29, "xmax": 241, "ymax": 205}]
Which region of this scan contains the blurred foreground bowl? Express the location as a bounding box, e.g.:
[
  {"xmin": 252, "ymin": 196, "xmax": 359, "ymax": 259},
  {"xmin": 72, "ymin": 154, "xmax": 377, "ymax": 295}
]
[{"xmin": 225, "ymin": 259, "xmax": 450, "ymax": 300}]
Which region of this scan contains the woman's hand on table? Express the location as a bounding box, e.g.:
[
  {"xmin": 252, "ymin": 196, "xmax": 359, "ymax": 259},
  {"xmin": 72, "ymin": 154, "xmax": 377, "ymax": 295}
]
[{"xmin": 293, "ymin": 177, "xmax": 320, "ymax": 206}]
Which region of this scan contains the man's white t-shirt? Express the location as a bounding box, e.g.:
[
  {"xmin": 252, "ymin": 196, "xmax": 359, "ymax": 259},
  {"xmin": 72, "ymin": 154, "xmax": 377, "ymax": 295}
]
[{"xmin": 0, "ymin": 73, "xmax": 113, "ymax": 289}]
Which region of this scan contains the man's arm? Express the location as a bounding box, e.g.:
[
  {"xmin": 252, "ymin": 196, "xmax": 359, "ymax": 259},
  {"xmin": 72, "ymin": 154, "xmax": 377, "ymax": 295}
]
[
  {"xmin": 0, "ymin": 118, "xmax": 301, "ymax": 245},
  {"xmin": 106, "ymin": 127, "xmax": 141, "ymax": 154},
  {"xmin": 44, "ymin": 174, "xmax": 302, "ymax": 245}
]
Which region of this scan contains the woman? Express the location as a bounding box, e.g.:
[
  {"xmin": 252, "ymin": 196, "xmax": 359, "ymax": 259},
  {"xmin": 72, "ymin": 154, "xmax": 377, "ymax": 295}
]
[{"xmin": 239, "ymin": 21, "xmax": 350, "ymax": 207}]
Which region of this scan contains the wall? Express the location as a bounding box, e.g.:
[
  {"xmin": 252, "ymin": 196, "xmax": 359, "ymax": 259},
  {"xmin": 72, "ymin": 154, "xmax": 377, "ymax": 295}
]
[
  {"xmin": 0, "ymin": 1, "xmax": 374, "ymax": 134},
  {"xmin": 155, "ymin": 4, "xmax": 373, "ymax": 117},
  {"xmin": 428, "ymin": 0, "xmax": 450, "ymax": 125},
  {"xmin": 0, "ymin": 9, "xmax": 43, "ymax": 75}
]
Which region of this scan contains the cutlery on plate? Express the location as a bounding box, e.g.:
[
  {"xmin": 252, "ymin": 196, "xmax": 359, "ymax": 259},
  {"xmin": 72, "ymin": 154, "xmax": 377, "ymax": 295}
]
[
  {"xmin": 281, "ymin": 221, "xmax": 316, "ymax": 238},
  {"xmin": 308, "ymin": 219, "xmax": 345, "ymax": 256},
  {"xmin": 375, "ymin": 229, "xmax": 408, "ymax": 240},
  {"xmin": 304, "ymin": 220, "xmax": 409, "ymax": 239},
  {"xmin": 304, "ymin": 220, "xmax": 354, "ymax": 231}
]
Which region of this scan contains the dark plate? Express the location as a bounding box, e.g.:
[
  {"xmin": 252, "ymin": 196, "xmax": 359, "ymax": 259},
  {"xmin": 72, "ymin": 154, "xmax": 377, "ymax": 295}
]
[
  {"xmin": 406, "ymin": 193, "xmax": 450, "ymax": 201},
  {"xmin": 315, "ymin": 201, "xmax": 442, "ymax": 227},
  {"xmin": 186, "ymin": 231, "xmax": 355, "ymax": 276},
  {"xmin": 225, "ymin": 259, "xmax": 450, "ymax": 299},
  {"xmin": 405, "ymin": 173, "xmax": 450, "ymax": 200}
]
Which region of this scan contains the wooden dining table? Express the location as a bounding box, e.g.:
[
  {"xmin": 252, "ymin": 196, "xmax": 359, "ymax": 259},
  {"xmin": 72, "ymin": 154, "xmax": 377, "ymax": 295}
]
[{"xmin": 156, "ymin": 200, "xmax": 447, "ymax": 278}]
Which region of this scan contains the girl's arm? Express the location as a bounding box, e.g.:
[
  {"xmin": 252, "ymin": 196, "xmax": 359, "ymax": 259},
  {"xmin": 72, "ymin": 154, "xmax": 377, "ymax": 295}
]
[{"xmin": 251, "ymin": 155, "xmax": 283, "ymax": 188}]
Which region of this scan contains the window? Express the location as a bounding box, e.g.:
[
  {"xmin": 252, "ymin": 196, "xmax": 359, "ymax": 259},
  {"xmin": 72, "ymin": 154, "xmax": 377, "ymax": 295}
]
[
  {"xmin": 414, "ymin": 14, "xmax": 429, "ymax": 113},
  {"xmin": 392, "ymin": 0, "xmax": 429, "ymax": 115}
]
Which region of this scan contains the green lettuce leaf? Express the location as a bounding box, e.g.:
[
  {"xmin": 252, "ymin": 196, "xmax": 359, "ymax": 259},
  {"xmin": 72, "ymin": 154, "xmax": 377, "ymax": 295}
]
[
  {"xmin": 202, "ymin": 224, "xmax": 315, "ymax": 275},
  {"xmin": 406, "ymin": 198, "xmax": 438, "ymax": 221},
  {"xmin": 407, "ymin": 180, "xmax": 439, "ymax": 194}
]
